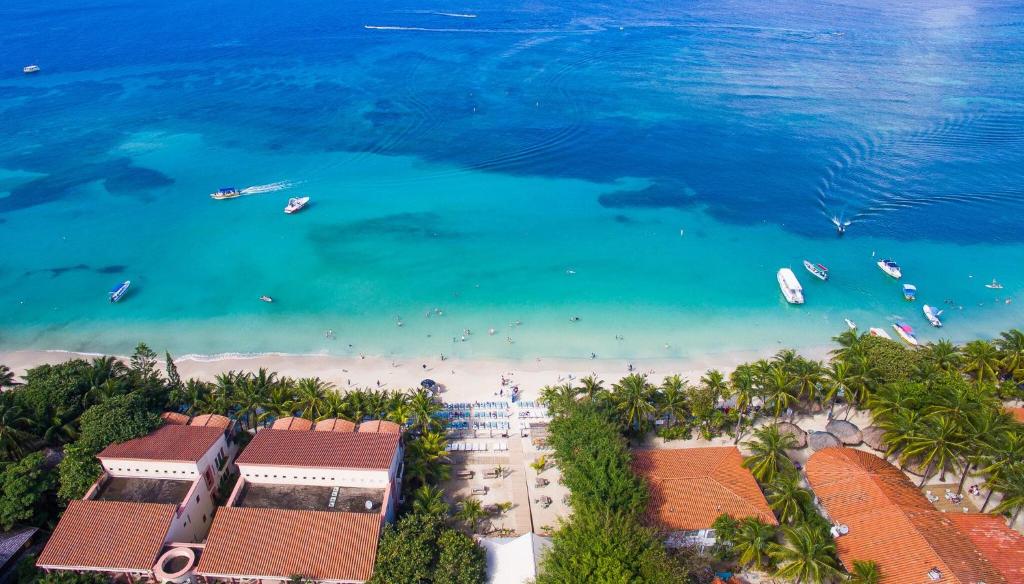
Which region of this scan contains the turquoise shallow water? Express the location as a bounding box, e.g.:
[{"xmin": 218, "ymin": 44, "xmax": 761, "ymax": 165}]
[{"xmin": 1, "ymin": 0, "xmax": 1023, "ymax": 359}]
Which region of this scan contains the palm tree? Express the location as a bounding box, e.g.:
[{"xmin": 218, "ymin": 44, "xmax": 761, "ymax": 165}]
[
  {"xmin": 411, "ymin": 484, "xmax": 449, "ymax": 516},
  {"xmin": 848, "ymin": 560, "xmax": 881, "ymax": 584},
  {"xmin": 822, "ymin": 361, "xmax": 851, "ymax": 418},
  {"xmin": 955, "ymin": 407, "xmax": 1011, "ymax": 494},
  {"xmin": 732, "ymin": 517, "xmax": 777, "ymax": 571},
  {"xmin": 990, "ymin": 463, "xmax": 1024, "ymax": 527},
  {"xmin": 294, "ymin": 377, "xmax": 332, "ymax": 420},
  {"xmin": 405, "ymin": 432, "xmax": 450, "ymax": 486},
  {"xmin": 409, "ymin": 389, "xmax": 440, "ymax": 432},
  {"xmin": 996, "ymin": 329, "xmax": 1024, "ymax": 377},
  {"xmin": 963, "ymin": 340, "xmax": 1001, "ymax": 384},
  {"xmin": 455, "ymin": 498, "xmax": 488, "ymax": 533},
  {"xmin": 611, "ymin": 374, "xmax": 656, "ymax": 434},
  {"xmin": 768, "ymin": 476, "xmax": 812, "ymax": 524},
  {"xmin": 829, "ymin": 330, "xmax": 863, "ymax": 362},
  {"xmin": 729, "ymin": 364, "xmax": 759, "ymax": 443},
  {"xmin": 658, "ymin": 375, "xmax": 689, "ymax": 427},
  {"xmin": 899, "ymin": 414, "xmax": 966, "ymax": 487},
  {"xmin": 179, "ymin": 379, "xmax": 211, "ymax": 416},
  {"xmin": 743, "ymin": 425, "xmax": 797, "ymax": 484},
  {"xmin": 0, "ymin": 396, "xmax": 36, "ymax": 460},
  {"xmin": 792, "ymin": 359, "xmax": 824, "ymax": 407},
  {"xmin": 233, "ymin": 376, "xmax": 269, "ymax": 430},
  {"xmin": 42, "ymin": 410, "xmax": 80, "ymax": 445},
  {"xmin": 577, "ymin": 375, "xmax": 606, "ymax": 402},
  {"xmin": 0, "ymin": 365, "xmax": 17, "ymax": 388},
  {"xmin": 538, "ymin": 383, "xmax": 580, "ymax": 417},
  {"xmin": 977, "ymin": 432, "xmax": 1024, "ymax": 511},
  {"xmin": 265, "ymin": 383, "xmax": 297, "ymax": 419},
  {"xmin": 763, "ymin": 365, "xmax": 798, "ymax": 421},
  {"xmin": 924, "ymin": 339, "xmax": 962, "ymax": 373},
  {"xmin": 769, "ymin": 525, "xmax": 840, "ymax": 584}
]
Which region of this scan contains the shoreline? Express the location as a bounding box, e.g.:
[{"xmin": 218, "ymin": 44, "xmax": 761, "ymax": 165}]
[{"xmin": 0, "ymin": 344, "xmax": 833, "ymax": 402}]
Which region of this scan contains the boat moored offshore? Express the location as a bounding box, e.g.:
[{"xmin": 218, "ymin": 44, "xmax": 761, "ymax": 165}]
[
  {"xmin": 109, "ymin": 280, "xmax": 131, "ymax": 303},
  {"xmin": 902, "ymin": 284, "xmax": 917, "ymax": 301},
  {"xmin": 869, "ymin": 327, "xmax": 892, "ymax": 340},
  {"xmin": 923, "ymin": 305, "xmax": 943, "ymax": 327},
  {"xmin": 877, "ymin": 259, "xmax": 902, "ymax": 279},
  {"xmin": 777, "ymin": 268, "xmax": 804, "ymax": 305},
  {"xmin": 23, "ymin": 65, "xmax": 41, "ymax": 74},
  {"xmin": 284, "ymin": 196, "xmax": 310, "ymax": 214},
  {"xmin": 210, "ymin": 187, "xmax": 242, "ymax": 200},
  {"xmin": 803, "ymin": 260, "xmax": 829, "ymax": 281},
  {"xmin": 892, "ymin": 321, "xmax": 919, "ymax": 346}
]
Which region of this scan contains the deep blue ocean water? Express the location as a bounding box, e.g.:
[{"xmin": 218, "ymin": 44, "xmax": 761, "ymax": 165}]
[{"xmin": 1, "ymin": 0, "xmax": 1022, "ymax": 359}]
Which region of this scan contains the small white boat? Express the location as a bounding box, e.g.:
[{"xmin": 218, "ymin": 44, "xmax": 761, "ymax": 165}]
[
  {"xmin": 210, "ymin": 187, "xmax": 242, "ymax": 200},
  {"xmin": 803, "ymin": 260, "xmax": 829, "ymax": 281},
  {"xmin": 877, "ymin": 259, "xmax": 902, "ymax": 279},
  {"xmin": 23, "ymin": 65, "xmax": 40, "ymax": 74},
  {"xmin": 844, "ymin": 318, "xmax": 857, "ymax": 330},
  {"xmin": 923, "ymin": 305, "xmax": 943, "ymax": 327},
  {"xmin": 284, "ymin": 196, "xmax": 309, "ymax": 214},
  {"xmin": 109, "ymin": 280, "xmax": 131, "ymax": 303},
  {"xmin": 777, "ymin": 268, "xmax": 804, "ymax": 304},
  {"xmin": 892, "ymin": 321, "xmax": 919, "ymax": 346},
  {"xmin": 985, "ymin": 279, "xmax": 1004, "ymax": 289},
  {"xmin": 259, "ymin": 295, "xmax": 273, "ymax": 303},
  {"xmin": 902, "ymin": 284, "xmax": 917, "ymax": 301},
  {"xmin": 869, "ymin": 327, "xmax": 892, "ymax": 340}
]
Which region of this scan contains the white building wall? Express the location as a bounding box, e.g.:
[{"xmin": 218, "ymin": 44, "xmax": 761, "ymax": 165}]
[{"xmin": 237, "ymin": 464, "xmax": 392, "ymax": 487}]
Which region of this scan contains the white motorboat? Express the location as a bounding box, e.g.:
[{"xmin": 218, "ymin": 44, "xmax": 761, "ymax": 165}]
[
  {"xmin": 985, "ymin": 279, "xmax": 1004, "ymax": 289},
  {"xmin": 109, "ymin": 280, "xmax": 131, "ymax": 303},
  {"xmin": 869, "ymin": 327, "xmax": 892, "ymax": 340},
  {"xmin": 844, "ymin": 318, "xmax": 857, "ymax": 330},
  {"xmin": 23, "ymin": 65, "xmax": 40, "ymax": 74},
  {"xmin": 284, "ymin": 196, "xmax": 309, "ymax": 214},
  {"xmin": 803, "ymin": 260, "xmax": 829, "ymax": 281},
  {"xmin": 777, "ymin": 268, "xmax": 804, "ymax": 305},
  {"xmin": 259, "ymin": 295, "xmax": 273, "ymax": 303},
  {"xmin": 210, "ymin": 187, "xmax": 242, "ymax": 200},
  {"xmin": 892, "ymin": 321, "xmax": 919, "ymax": 346},
  {"xmin": 923, "ymin": 305, "xmax": 943, "ymax": 327},
  {"xmin": 877, "ymin": 259, "xmax": 902, "ymax": 279}
]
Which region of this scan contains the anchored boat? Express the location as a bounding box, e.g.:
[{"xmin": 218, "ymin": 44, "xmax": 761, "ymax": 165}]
[
  {"xmin": 23, "ymin": 65, "xmax": 40, "ymax": 74},
  {"xmin": 777, "ymin": 268, "xmax": 804, "ymax": 305},
  {"xmin": 109, "ymin": 280, "xmax": 131, "ymax": 303},
  {"xmin": 803, "ymin": 260, "xmax": 829, "ymax": 281},
  {"xmin": 844, "ymin": 318, "xmax": 857, "ymax": 330},
  {"xmin": 877, "ymin": 259, "xmax": 902, "ymax": 279},
  {"xmin": 923, "ymin": 305, "xmax": 943, "ymax": 327},
  {"xmin": 902, "ymin": 284, "xmax": 917, "ymax": 301},
  {"xmin": 891, "ymin": 321, "xmax": 919, "ymax": 346},
  {"xmin": 869, "ymin": 327, "xmax": 892, "ymax": 340},
  {"xmin": 284, "ymin": 196, "xmax": 309, "ymax": 214}
]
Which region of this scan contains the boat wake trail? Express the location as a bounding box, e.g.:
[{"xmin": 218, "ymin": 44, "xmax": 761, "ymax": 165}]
[{"xmin": 241, "ymin": 181, "xmax": 295, "ymax": 195}]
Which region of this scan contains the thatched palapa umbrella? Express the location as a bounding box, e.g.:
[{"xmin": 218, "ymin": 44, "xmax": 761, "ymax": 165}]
[
  {"xmin": 862, "ymin": 425, "xmax": 887, "ymax": 452},
  {"xmin": 775, "ymin": 422, "xmax": 807, "ymax": 448},
  {"xmin": 808, "ymin": 431, "xmax": 842, "ymax": 451},
  {"xmin": 826, "ymin": 419, "xmax": 863, "ymax": 445}
]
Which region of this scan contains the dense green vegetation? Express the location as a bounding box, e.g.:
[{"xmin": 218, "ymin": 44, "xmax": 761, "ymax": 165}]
[{"xmin": 369, "ymin": 512, "xmax": 485, "ymax": 584}]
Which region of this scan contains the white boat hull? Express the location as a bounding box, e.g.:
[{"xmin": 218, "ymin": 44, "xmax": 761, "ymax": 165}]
[
  {"xmin": 777, "ymin": 268, "xmax": 804, "ymax": 304},
  {"xmin": 892, "ymin": 324, "xmax": 919, "ymax": 346},
  {"xmin": 284, "ymin": 196, "xmax": 310, "ymax": 214},
  {"xmin": 923, "ymin": 305, "xmax": 943, "ymax": 327},
  {"xmin": 869, "ymin": 327, "xmax": 892, "ymax": 340},
  {"xmin": 877, "ymin": 260, "xmax": 902, "ymax": 279}
]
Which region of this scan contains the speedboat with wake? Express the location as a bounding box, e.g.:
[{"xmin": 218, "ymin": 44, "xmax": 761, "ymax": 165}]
[
  {"xmin": 803, "ymin": 260, "xmax": 829, "ymax": 281},
  {"xmin": 109, "ymin": 280, "xmax": 131, "ymax": 303},
  {"xmin": 891, "ymin": 321, "xmax": 919, "ymax": 346},
  {"xmin": 210, "ymin": 187, "xmax": 242, "ymax": 200},
  {"xmin": 777, "ymin": 268, "xmax": 804, "ymax": 304},
  {"xmin": 284, "ymin": 196, "xmax": 309, "ymax": 214},
  {"xmin": 877, "ymin": 259, "xmax": 902, "ymax": 279},
  {"xmin": 832, "ymin": 216, "xmax": 851, "ymax": 236},
  {"xmin": 902, "ymin": 284, "xmax": 917, "ymax": 301},
  {"xmin": 869, "ymin": 327, "xmax": 892, "ymax": 340},
  {"xmin": 923, "ymin": 305, "xmax": 943, "ymax": 327}
]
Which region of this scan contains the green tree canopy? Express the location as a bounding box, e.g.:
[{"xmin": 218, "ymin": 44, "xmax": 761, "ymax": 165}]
[{"xmin": 0, "ymin": 452, "xmax": 57, "ymax": 530}]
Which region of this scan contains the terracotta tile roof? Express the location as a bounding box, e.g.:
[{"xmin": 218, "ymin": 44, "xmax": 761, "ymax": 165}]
[
  {"xmin": 314, "ymin": 418, "xmax": 356, "ymax": 432},
  {"xmin": 37, "ymin": 500, "xmax": 175, "ymax": 572},
  {"xmin": 189, "ymin": 414, "xmax": 232, "ymax": 428},
  {"xmin": 631, "ymin": 447, "xmax": 776, "ymax": 530},
  {"xmin": 195, "ymin": 507, "xmax": 380, "ymax": 581},
  {"xmin": 98, "ymin": 425, "xmax": 224, "ymax": 462},
  {"xmin": 806, "ymin": 448, "xmax": 1010, "ymax": 584},
  {"xmin": 271, "ymin": 416, "xmax": 314, "ymax": 431},
  {"xmin": 237, "ymin": 429, "xmax": 399, "ymax": 470},
  {"xmin": 357, "ymin": 420, "xmax": 401, "ymax": 434},
  {"xmin": 160, "ymin": 412, "xmax": 190, "ymax": 425},
  {"xmin": 1007, "ymin": 407, "xmax": 1024, "ymax": 424},
  {"xmin": 948, "ymin": 514, "xmax": 1024, "ymax": 584}
]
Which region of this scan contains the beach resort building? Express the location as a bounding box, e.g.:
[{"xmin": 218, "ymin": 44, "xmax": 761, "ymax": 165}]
[
  {"xmin": 36, "ymin": 416, "xmax": 236, "ymax": 580},
  {"xmin": 805, "ymin": 447, "xmax": 1024, "ymax": 584},
  {"xmin": 194, "ymin": 422, "xmax": 403, "ymax": 584},
  {"xmin": 631, "ymin": 446, "xmax": 776, "ymax": 549}
]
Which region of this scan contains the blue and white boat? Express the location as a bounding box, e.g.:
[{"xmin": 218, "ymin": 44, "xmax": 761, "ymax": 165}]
[
  {"xmin": 877, "ymin": 259, "xmax": 902, "ymax": 279},
  {"xmin": 923, "ymin": 305, "xmax": 943, "ymax": 327},
  {"xmin": 210, "ymin": 187, "xmax": 242, "ymax": 200},
  {"xmin": 109, "ymin": 280, "xmax": 131, "ymax": 303},
  {"xmin": 892, "ymin": 321, "xmax": 919, "ymax": 346},
  {"xmin": 902, "ymin": 284, "xmax": 917, "ymax": 301}
]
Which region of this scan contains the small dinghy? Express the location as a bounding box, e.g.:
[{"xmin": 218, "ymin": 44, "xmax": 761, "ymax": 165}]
[
  {"xmin": 902, "ymin": 284, "xmax": 917, "ymax": 301},
  {"xmin": 109, "ymin": 280, "xmax": 131, "ymax": 303},
  {"xmin": 923, "ymin": 305, "xmax": 943, "ymax": 327},
  {"xmin": 803, "ymin": 260, "xmax": 829, "ymax": 281},
  {"xmin": 259, "ymin": 295, "xmax": 273, "ymax": 303},
  {"xmin": 844, "ymin": 318, "xmax": 857, "ymax": 330}
]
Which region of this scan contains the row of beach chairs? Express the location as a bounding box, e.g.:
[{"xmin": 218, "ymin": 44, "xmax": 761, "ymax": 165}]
[{"xmin": 446, "ymin": 441, "xmax": 510, "ymax": 452}]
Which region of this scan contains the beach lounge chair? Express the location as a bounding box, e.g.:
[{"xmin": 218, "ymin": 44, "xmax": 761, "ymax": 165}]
[{"xmin": 472, "ymin": 486, "xmax": 488, "ymax": 496}]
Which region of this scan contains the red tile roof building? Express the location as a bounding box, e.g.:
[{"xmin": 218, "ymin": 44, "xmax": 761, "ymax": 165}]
[
  {"xmin": 37, "ymin": 500, "xmax": 176, "ymax": 574},
  {"xmin": 160, "ymin": 411, "xmax": 190, "ymax": 425},
  {"xmin": 270, "ymin": 416, "xmax": 314, "ymax": 431},
  {"xmin": 195, "ymin": 508, "xmax": 381, "ymax": 582},
  {"xmin": 806, "ymin": 448, "xmax": 1020, "ymax": 584},
  {"xmin": 314, "ymin": 418, "xmax": 357, "ymax": 432},
  {"xmin": 237, "ymin": 429, "xmax": 400, "ymax": 470},
  {"xmin": 189, "ymin": 414, "xmax": 232, "ymax": 429},
  {"xmin": 98, "ymin": 425, "xmax": 226, "ymax": 463},
  {"xmin": 357, "ymin": 420, "xmax": 401, "ymax": 434},
  {"xmin": 632, "ymin": 447, "xmax": 776, "ymax": 533}
]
